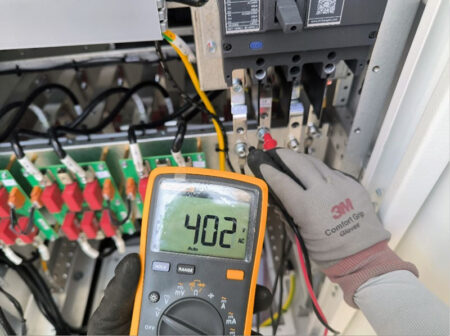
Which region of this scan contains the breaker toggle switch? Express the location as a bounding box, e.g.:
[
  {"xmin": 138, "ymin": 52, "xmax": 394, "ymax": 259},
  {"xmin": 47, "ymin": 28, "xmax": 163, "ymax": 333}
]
[
  {"xmin": 0, "ymin": 218, "xmax": 17, "ymax": 245},
  {"xmin": 62, "ymin": 182, "xmax": 83, "ymax": 212},
  {"xmin": 100, "ymin": 209, "xmax": 116, "ymax": 238},
  {"xmin": 80, "ymin": 211, "xmax": 99, "ymax": 239},
  {"xmin": 102, "ymin": 179, "xmax": 115, "ymax": 201},
  {"xmin": 139, "ymin": 177, "xmax": 149, "ymax": 201},
  {"xmin": 126, "ymin": 178, "xmax": 137, "ymax": 200},
  {"xmin": 276, "ymin": 0, "xmax": 303, "ymax": 33},
  {"xmin": 30, "ymin": 186, "xmax": 44, "ymax": 209},
  {"xmin": 41, "ymin": 183, "xmax": 63, "ymax": 213},
  {"xmin": 83, "ymin": 180, "xmax": 103, "ymax": 210},
  {"xmin": 8, "ymin": 187, "xmax": 25, "ymax": 210},
  {"xmin": 61, "ymin": 212, "xmax": 81, "ymax": 241},
  {"xmin": 16, "ymin": 217, "xmax": 38, "ymax": 244},
  {"xmin": 0, "ymin": 188, "xmax": 10, "ymax": 217}
]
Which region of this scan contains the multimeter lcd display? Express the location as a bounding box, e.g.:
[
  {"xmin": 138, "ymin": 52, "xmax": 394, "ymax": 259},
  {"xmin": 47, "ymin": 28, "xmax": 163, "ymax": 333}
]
[{"xmin": 151, "ymin": 179, "xmax": 254, "ymax": 260}]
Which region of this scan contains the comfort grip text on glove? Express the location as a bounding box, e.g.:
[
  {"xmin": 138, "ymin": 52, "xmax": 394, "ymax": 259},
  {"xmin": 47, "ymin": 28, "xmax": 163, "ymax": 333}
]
[{"xmin": 325, "ymin": 210, "xmax": 365, "ymax": 237}]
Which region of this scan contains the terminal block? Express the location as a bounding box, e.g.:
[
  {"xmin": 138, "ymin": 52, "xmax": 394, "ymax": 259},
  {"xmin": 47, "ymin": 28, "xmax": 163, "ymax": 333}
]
[
  {"xmin": 0, "ymin": 170, "xmax": 55, "ymax": 240},
  {"xmin": 23, "ymin": 161, "xmax": 135, "ymax": 235},
  {"xmin": 120, "ymin": 152, "xmax": 206, "ymax": 215}
]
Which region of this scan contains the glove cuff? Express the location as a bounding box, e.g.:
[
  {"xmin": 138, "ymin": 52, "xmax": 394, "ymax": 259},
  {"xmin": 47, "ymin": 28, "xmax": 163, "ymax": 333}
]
[{"xmin": 323, "ymin": 240, "xmax": 419, "ymax": 308}]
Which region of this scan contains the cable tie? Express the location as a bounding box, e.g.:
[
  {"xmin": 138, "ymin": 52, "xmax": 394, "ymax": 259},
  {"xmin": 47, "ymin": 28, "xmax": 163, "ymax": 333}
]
[{"xmin": 15, "ymin": 65, "xmax": 22, "ymax": 77}]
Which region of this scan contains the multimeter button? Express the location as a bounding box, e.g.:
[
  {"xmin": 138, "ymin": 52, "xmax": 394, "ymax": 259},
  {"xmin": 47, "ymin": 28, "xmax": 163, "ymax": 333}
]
[
  {"xmin": 226, "ymin": 269, "xmax": 245, "ymax": 281},
  {"xmin": 176, "ymin": 264, "xmax": 195, "ymax": 275},
  {"xmin": 152, "ymin": 261, "xmax": 170, "ymax": 272},
  {"xmin": 148, "ymin": 291, "xmax": 160, "ymax": 303}
]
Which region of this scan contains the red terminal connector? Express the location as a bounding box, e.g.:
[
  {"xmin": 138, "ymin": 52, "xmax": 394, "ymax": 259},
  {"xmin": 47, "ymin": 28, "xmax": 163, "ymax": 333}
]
[
  {"xmin": 99, "ymin": 209, "xmax": 116, "ymax": 238},
  {"xmin": 263, "ymin": 133, "xmax": 278, "ymax": 151},
  {"xmin": 16, "ymin": 217, "xmax": 38, "ymax": 244},
  {"xmin": 8, "ymin": 187, "xmax": 26, "ymax": 210},
  {"xmin": 80, "ymin": 211, "xmax": 99, "ymax": 239},
  {"xmin": 0, "ymin": 218, "xmax": 17, "ymax": 245},
  {"xmin": 61, "ymin": 212, "xmax": 80, "ymax": 241},
  {"xmin": 139, "ymin": 177, "xmax": 149, "ymax": 201},
  {"xmin": 41, "ymin": 183, "xmax": 63, "ymax": 213},
  {"xmin": 62, "ymin": 182, "xmax": 84, "ymax": 212},
  {"xmin": 0, "ymin": 188, "xmax": 10, "ymax": 217},
  {"xmin": 83, "ymin": 180, "xmax": 103, "ymax": 210}
]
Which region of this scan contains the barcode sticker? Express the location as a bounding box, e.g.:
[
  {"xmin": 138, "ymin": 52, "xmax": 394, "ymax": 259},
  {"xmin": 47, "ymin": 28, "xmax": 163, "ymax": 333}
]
[{"xmin": 307, "ymin": 0, "xmax": 345, "ymax": 27}]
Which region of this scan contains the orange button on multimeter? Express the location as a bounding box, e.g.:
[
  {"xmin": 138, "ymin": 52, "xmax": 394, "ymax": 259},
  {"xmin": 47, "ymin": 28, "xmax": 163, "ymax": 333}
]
[
  {"xmin": 130, "ymin": 167, "xmax": 268, "ymax": 336},
  {"xmin": 227, "ymin": 269, "xmax": 245, "ymax": 281}
]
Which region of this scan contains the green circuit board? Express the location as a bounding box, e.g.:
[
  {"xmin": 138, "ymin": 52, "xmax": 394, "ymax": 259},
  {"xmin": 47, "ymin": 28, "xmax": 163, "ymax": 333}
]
[
  {"xmin": 0, "ymin": 170, "xmax": 56, "ymax": 240},
  {"xmin": 120, "ymin": 152, "xmax": 206, "ymax": 214},
  {"xmin": 23, "ymin": 161, "xmax": 135, "ymax": 235}
]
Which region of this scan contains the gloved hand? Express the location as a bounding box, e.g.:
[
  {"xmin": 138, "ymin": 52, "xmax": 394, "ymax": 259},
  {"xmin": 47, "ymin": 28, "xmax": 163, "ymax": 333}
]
[
  {"xmin": 88, "ymin": 253, "xmax": 140, "ymax": 335},
  {"xmin": 248, "ymin": 148, "xmax": 418, "ymax": 307},
  {"xmin": 88, "ymin": 254, "xmax": 272, "ymax": 335}
]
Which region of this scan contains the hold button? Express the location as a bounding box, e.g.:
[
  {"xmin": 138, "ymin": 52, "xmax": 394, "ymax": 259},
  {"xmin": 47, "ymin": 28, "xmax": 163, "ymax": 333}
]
[
  {"xmin": 226, "ymin": 269, "xmax": 244, "ymax": 281},
  {"xmin": 177, "ymin": 264, "xmax": 195, "ymax": 275}
]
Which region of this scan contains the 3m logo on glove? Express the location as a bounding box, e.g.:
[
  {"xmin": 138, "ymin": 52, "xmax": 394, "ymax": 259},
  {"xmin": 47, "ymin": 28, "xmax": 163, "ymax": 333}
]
[{"xmin": 331, "ymin": 198, "xmax": 354, "ymax": 219}]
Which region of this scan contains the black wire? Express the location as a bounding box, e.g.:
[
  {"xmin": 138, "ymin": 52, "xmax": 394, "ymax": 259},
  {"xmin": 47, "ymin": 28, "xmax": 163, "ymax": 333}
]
[
  {"xmin": 0, "ymin": 286, "xmax": 26, "ymax": 335},
  {"xmin": 155, "ymin": 41, "xmax": 236, "ymax": 172},
  {"xmin": 68, "ymin": 86, "xmax": 129, "ymax": 129},
  {"xmin": 0, "ymin": 83, "xmax": 79, "ymax": 142},
  {"xmin": 166, "ymin": 0, "xmax": 209, "ymax": 6},
  {"xmin": 119, "ymin": 198, "xmax": 132, "ymax": 226},
  {"xmin": 0, "ymin": 307, "xmax": 16, "ymax": 336},
  {"xmin": 0, "ymin": 253, "xmax": 82, "ymax": 334},
  {"xmin": 0, "ymin": 101, "xmax": 22, "ymax": 119},
  {"xmin": 55, "ymin": 80, "xmax": 170, "ymax": 136},
  {"xmin": 171, "ymin": 119, "xmax": 188, "ymax": 153}
]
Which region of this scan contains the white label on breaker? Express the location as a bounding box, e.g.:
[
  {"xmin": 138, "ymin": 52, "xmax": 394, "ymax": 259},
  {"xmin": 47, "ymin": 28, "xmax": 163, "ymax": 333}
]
[
  {"xmin": 2, "ymin": 179, "xmax": 17, "ymax": 187},
  {"xmin": 224, "ymin": 0, "xmax": 260, "ymax": 34},
  {"xmin": 95, "ymin": 171, "xmax": 111, "ymax": 179}
]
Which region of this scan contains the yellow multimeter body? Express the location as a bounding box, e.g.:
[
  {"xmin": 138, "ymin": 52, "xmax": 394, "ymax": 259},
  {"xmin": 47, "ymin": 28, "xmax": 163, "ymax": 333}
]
[{"xmin": 130, "ymin": 167, "xmax": 268, "ymax": 336}]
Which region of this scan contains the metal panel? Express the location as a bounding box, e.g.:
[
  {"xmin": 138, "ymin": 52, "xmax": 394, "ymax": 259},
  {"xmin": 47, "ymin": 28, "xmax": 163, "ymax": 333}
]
[
  {"xmin": 336, "ymin": 0, "xmax": 423, "ymax": 177},
  {"xmin": 312, "ymin": 0, "xmax": 448, "ymax": 334},
  {"xmin": 0, "ymin": 0, "xmax": 162, "ymax": 50}
]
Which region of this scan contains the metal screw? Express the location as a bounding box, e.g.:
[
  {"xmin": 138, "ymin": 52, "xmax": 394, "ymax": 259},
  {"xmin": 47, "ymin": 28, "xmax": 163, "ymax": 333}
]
[
  {"xmin": 375, "ymin": 188, "xmax": 383, "ymax": 197},
  {"xmin": 288, "ymin": 138, "xmax": 300, "ymax": 151},
  {"xmin": 257, "ymin": 127, "xmax": 269, "ymax": 142},
  {"xmin": 372, "ymin": 66, "xmax": 380, "ymax": 73},
  {"xmin": 207, "ymin": 40, "xmax": 217, "ymax": 54},
  {"xmin": 354, "ymin": 127, "xmax": 361, "ymax": 134},
  {"xmin": 235, "ymin": 143, "xmax": 247, "ymax": 158},
  {"xmin": 307, "ymin": 123, "xmax": 321, "ymax": 138},
  {"xmin": 232, "ymin": 79, "xmax": 243, "ymax": 93}
]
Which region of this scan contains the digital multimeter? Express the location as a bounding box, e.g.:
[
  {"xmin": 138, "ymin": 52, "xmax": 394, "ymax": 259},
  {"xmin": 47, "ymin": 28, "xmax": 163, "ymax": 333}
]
[{"xmin": 130, "ymin": 167, "xmax": 268, "ymax": 336}]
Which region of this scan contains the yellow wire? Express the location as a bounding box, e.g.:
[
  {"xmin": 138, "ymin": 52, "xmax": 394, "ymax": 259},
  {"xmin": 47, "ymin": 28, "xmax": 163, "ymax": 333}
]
[
  {"xmin": 164, "ymin": 35, "xmax": 226, "ymax": 171},
  {"xmin": 260, "ymin": 274, "xmax": 296, "ymax": 327}
]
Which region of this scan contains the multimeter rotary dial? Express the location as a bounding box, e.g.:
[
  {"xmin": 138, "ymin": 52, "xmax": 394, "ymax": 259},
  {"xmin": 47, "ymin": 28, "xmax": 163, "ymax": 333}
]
[{"xmin": 157, "ymin": 297, "xmax": 224, "ymax": 335}]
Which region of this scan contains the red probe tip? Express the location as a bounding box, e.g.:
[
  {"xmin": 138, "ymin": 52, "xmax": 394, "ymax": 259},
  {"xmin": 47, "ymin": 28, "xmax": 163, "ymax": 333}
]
[{"xmin": 263, "ymin": 133, "xmax": 277, "ymax": 151}]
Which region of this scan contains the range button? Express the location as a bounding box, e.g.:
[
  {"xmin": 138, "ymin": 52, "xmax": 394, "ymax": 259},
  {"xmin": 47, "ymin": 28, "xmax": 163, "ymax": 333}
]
[{"xmin": 177, "ymin": 264, "xmax": 195, "ymax": 275}]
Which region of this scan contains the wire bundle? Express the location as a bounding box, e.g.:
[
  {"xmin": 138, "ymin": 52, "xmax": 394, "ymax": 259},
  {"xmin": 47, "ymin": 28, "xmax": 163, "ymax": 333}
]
[{"xmin": 0, "ymin": 252, "xmax": 83, "ymax": 335}]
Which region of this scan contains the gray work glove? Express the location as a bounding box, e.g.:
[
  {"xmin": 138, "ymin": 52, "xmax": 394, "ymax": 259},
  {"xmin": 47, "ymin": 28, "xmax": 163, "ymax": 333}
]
[
  {"xmin": 248, "ymin": 148, "xmax": 390, "ymax": 268},
  {"xmin": 248, "ymin": 148, "xmax": 418, "ymax": 307}
]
